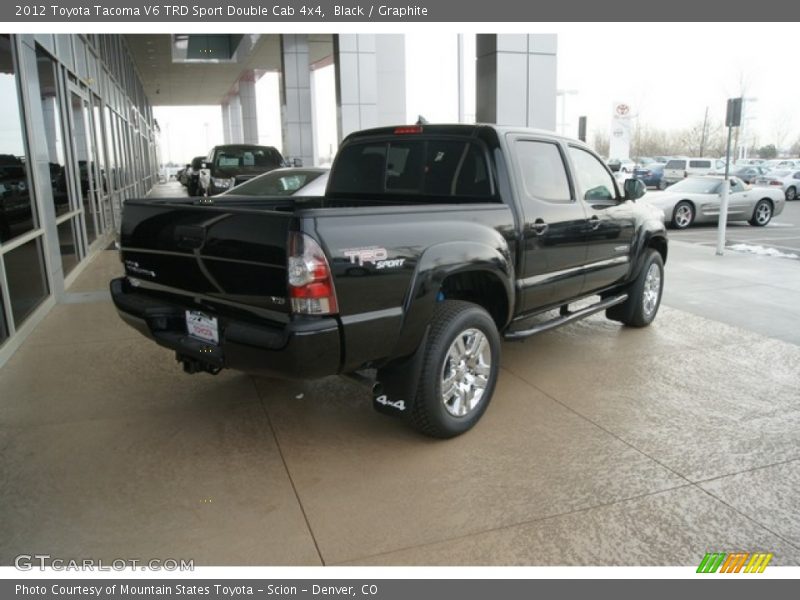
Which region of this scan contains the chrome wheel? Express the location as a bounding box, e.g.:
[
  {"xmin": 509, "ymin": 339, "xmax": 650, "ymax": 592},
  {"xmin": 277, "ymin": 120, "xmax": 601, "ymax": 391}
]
[
  {"xmin": 642, "ymin": 263, "xmax": 661, "ymax": 319},
  {"xmin": 754, "ymin": 201, "xmax": 772, "ymax": 225},
  {"xmin": 673, "ymin": 203, "xmax": 693, "ymax": 228},
  {"xmin": 440, "ymin": 328, "xmax": 492, "ymax": 418}
]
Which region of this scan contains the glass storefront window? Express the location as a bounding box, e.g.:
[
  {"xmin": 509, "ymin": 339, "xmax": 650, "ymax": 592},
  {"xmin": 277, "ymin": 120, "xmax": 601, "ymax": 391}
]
[
  {"xmin": 0, "ymin": 35, "xmax": 36, "ymax": 245},
  {"xmin": 4, "ymin": 236, "xmax": 49, "ymax": 329},
  {"xmin": 56, "ymin": 218, "xmax": 78, "ymax": 276},
  {"xmin": 35, "ymin": 47, "xmax": 70, "ymax": 217},
  {"xmin": 68, "ymin": 90, "xmax": 98, "ymax": 244},
  {"xmin": 0, "ymin": 285, "xmax": 8, "ymax": 343}
]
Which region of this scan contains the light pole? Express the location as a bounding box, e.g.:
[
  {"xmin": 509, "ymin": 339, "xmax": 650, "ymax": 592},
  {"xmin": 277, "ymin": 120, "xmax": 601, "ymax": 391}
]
[{"xmin": 556, "ymin": 89, "xmax": 578, "ymax": 136}]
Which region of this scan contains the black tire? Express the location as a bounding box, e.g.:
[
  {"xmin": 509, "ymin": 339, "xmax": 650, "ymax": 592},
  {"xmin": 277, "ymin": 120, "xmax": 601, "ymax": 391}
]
[
  {"xmin": 606, "ymin": 249, "xmax": 664, "ymax": 328},
  {"xmin": 749, "ymin": 199, "xmax": 773, "ymax": 227},
  {"xmin": 785, "ymin": 187, "xmax": 796, "ymax": 201},
  {"xmin": 409, "ymin": 300, "xmax": 501, "ymax": 438},
  {"xmin": 658, "ymin": 180, "xmax": 667, "ymax": 190},
  {"xmin": 671, "ymin": 200, "xmax": 694, "ymax": 229}
]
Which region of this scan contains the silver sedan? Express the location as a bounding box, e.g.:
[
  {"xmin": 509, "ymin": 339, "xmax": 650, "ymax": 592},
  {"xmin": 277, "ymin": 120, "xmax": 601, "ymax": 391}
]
[{"xmin": 641, "ymin": 176, "xmax": 785, "ymax": 229}]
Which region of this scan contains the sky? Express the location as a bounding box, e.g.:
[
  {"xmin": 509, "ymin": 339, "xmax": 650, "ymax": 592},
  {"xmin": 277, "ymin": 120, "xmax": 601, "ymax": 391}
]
[{"xmin": 152, "ymin": 25, "xmax": 800, "ymax": 165}]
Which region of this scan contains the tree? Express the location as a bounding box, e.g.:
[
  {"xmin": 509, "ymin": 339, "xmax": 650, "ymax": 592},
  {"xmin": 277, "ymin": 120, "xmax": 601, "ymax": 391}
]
[
  {"xmin": 758, "ymin": 144, "xmax": 778, "ymax": 159},
  {"xmin": 592, "ymin": 130, "xmax": 609, "ymax": 158}
]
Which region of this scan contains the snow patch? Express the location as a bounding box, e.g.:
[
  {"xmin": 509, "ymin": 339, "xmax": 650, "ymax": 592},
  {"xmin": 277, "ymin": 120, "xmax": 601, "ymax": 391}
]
[{"xmin": 728, "ymin": 243, "xmax": 799, "ymax": 259}]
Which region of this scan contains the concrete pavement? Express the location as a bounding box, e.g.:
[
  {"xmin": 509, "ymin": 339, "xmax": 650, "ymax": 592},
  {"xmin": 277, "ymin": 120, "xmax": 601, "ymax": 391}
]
[{"xmin": 0, "ymin": 184, "xmax": 798, "ymax": 566}]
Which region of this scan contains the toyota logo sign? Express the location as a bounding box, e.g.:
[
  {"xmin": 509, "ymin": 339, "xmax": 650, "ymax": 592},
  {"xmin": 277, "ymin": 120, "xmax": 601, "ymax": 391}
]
[{"xmin": 615, "ymin": 103, "xmax": 631, "ymax": 117}]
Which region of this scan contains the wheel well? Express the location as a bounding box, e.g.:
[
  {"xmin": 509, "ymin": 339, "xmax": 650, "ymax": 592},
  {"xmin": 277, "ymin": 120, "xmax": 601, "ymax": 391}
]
[
  {"xmin": 648, "ymin": 235, "xmax": 668, "ymax": 264},
  {"xmin": 676, "ymin": 198, "xmax": 695, "ymax": 213},
  {"xmin": 440, "ymin": 271, "xmax": 509, "ymax": 329}
]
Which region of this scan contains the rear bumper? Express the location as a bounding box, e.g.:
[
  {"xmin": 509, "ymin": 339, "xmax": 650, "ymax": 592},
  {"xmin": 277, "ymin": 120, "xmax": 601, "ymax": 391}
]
[{"xmin": 110, "ymin": 277, "xmax": 341, "ymax": 379}]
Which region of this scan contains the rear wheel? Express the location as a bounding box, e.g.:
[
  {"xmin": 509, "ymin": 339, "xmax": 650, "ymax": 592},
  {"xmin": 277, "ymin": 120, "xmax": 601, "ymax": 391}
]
[
  {"xmin": 671, "ymin": 201, "xmax": 694, "ymax": 229},
  {"xmin": 786, "ymin": 186, "xmax": 796, "ymax": 201},
  {"xmin": 749, "ymin": 199, "xmax": 773, "ymax": 226},
  {"xmin": 606, "ymin": 249, "xmax": 664, "ymax": 328},
  {"xmin": 658, "ymin": 180, "xmax": 667, "ymax": 190},
  {"xmin": 409, "ymin": 300, "xmax": 501, "ymax": 438}
]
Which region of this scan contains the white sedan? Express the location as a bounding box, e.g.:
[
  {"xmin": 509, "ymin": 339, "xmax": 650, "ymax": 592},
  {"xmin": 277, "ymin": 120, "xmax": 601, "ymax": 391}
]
[
  {"xmin": 753, "ymin": 169, "xmax": 800, "ymax": 201},
  {"xmin": 641, "ymin": 176, "xmax": 785, "ymax": 229}
]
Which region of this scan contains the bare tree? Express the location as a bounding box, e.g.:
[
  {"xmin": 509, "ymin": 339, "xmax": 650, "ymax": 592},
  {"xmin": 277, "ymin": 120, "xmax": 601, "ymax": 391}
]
[{"xmin": 592, "ymin": 130, "xmax": 609, "ymax": 157}]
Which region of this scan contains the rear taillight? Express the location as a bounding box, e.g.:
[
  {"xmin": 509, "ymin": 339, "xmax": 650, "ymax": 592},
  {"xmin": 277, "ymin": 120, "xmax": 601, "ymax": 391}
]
[
  {"xmin": 287, "ymin": 232, "xmax": 338, "ymax": 315},
  {"xmin": 684, "ymin": 171, "xmax": 688, "ymax": 178},
  {"xmin": 770, "ymin": 180, "xmax": 782, "ymax": 186}
]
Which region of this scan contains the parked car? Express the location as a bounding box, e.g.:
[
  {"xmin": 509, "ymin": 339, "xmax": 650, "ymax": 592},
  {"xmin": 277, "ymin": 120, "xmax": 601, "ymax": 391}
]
[
  {"xmin": 731, "ymin": 166, "xmax": 770, "ymax": 184},
  {"xmin": 642, "ymin": 175, "xmax": 785, "ymax": 229},
  {"xmin": 633, "ymin": 163, "xmax": 666, "ymax": 189},
  {"xmin": 608, "ymin": 158, "xmax": 636, "ymax": 173},
  {"xmin": 753, "ymin": 169, "xmax": 800, "ymax": 201},
  {"xmin": 662, "ymin": 157, "xmax": 723, "ymax": 186},
  {"xmin": 184, "ymin": 156, "xmax": 205, "ymax": 196},
  {"xmin": 198, "ymin": 144, "xmax": 285, "ymax": 196},
  {"xmin": 111, "ymin": 124, "xmax": 667, "ymax": 438},
  {"xmin": 219, "ymin": 167, "xmax": 329, "ymax": 198}
]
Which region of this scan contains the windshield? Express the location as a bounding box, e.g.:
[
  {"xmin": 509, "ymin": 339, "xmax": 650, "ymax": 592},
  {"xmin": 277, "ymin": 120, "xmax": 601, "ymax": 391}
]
[
  {"xmin": 770, "ymin": 170, "xmax": 790, "ymax": 178},
  {"xmin": 223, "ymin": 169, "xmax": 327, "ymax": 196},
  {"xmin": 668, "ymin": 178, "xmax": 721, "ymax": 194},
  {"xmin": 214, "ymin": 146, "xmax": 283, "ymax": 169}
]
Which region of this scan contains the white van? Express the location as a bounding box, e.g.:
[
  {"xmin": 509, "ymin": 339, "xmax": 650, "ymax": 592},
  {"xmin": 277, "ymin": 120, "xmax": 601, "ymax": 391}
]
[{"xmin": 663, "ymin": 157, "xmax": 723, "ymax": 186}]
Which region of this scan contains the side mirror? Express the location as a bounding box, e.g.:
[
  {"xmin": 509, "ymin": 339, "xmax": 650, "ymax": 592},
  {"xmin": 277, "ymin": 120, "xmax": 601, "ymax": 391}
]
[{"xmin": 624, "ymin": 178, "xmax": 646, "ymax": 201}]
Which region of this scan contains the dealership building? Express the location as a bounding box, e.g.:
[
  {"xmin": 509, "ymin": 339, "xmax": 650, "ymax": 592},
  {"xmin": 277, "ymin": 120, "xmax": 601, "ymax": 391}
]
[{"xmin": 0, "ymin": 33, "xmax": 557, "ymax": 365}]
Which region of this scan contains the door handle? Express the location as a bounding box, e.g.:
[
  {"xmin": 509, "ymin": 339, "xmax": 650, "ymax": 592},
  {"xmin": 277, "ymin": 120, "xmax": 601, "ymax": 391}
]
[
  {"xmin": 589, "ymin": 215, "xmax": 602, "ymax": 230},
  {"xmin": 532, "ymin": 219, "xmax": 549, "ymax": 235}
]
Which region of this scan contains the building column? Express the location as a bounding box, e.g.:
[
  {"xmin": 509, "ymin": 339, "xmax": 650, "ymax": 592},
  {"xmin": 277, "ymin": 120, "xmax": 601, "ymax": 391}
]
[
  {"xmin": 238, "ymin": 75, "xmax": 259, "ymax": 145},
  {"xmin": 228, "ymin": 94, "xmax": 243, "ymax": 144},
  {"xmin": 280, "ymin": 35, "xmax": 314, "ymax": 166},
  {"xmin": 476, "ymin": 34, "xmax": 557, "ymax": 130},
  {"xmin": 376, "ymin": 35, "xmax": 406, "ymax": 126},
  {"xmin": 334, "ymin": 34, "xmax": 378, "ymax": 141},
  {"xmin": 221, "ymin": 101, "xmax": 232, "ymax": 144}
]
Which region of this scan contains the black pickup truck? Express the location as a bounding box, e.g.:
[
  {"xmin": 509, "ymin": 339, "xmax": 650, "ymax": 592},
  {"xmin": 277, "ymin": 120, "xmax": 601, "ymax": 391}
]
[{"xmin": 111, "ymin": 124, "xmax": 667, "ymax": 438}]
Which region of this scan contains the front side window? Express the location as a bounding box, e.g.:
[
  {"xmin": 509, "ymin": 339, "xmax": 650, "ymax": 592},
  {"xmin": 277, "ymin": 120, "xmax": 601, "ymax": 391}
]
[{"xmin": 568, "ymin": 146, "xmax": 617, "ymax": 202}]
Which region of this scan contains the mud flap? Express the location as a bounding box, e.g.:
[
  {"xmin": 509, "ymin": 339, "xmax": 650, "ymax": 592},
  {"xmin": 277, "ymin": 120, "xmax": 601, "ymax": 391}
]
[{"xmin": 372, "ymin": 329, "xmax": 429, "ymax": 418}]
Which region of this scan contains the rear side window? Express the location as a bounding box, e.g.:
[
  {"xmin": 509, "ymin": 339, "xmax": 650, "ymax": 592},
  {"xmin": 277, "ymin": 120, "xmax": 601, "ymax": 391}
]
[
  {"xmin": 515, "ymin": 140, "xmax": 571, "ymax": 202},
  {"xmin": 689, "ymin": 160, "xmax": 711, "ymax": 169},
  {"xmin": 328, "ymin": 138, "xmax": 492, "ymax": 199},
  {"xmin": 665, "ymin": 160, "xmax": 686, "ymax": 169}
]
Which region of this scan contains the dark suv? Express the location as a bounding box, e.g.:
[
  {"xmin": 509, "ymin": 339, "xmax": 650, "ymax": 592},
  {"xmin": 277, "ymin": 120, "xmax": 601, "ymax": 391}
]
[{"xmin": 198, "ymin": 144, "xmax": 285, "ymax": 196}]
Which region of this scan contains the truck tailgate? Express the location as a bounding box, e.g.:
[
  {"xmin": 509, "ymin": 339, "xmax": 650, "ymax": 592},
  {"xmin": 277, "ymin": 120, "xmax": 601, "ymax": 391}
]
[{"xmin": 119, "ymin": 198, "xmax": 293, "ymax": 315}]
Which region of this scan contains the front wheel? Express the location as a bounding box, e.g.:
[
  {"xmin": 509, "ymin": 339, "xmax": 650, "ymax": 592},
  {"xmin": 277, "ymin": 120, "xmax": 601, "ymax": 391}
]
[
  {"xmin": 658, "ymin": 180, "xmax": 667, "ymax": 190},
  {"xmin": 785, "ymin": 187, "xmax": 796, "ymax": 201},
  {"xmin": 671, "ymin": 200, "xmax": 695, "ymax": 229},
  {"xmin": 606, "ymin": 249, "xmax": 664, "ymax": 328},
  {"xmin": 749, "ymin": 199, "xmax": 773, "ymax": 227},
  {"xmin": 409, "ymin": 300, "xmax": 501, "ymax": 438}
]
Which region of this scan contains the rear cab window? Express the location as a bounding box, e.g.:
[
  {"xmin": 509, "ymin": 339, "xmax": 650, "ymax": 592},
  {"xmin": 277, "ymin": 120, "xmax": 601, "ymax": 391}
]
[
  {"xmin": 689, "ymin": 160, "xmax": 711, "ymax": 169},
  {"xmin": 328, "ymin": 137, "xmax": 494, "ymax": 200}
]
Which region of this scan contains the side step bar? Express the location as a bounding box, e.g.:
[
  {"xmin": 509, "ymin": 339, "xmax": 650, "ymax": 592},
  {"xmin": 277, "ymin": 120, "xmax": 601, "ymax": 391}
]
[{"xmin": 504, "ymin": 294, "xmax": 628, "ymax": 341}]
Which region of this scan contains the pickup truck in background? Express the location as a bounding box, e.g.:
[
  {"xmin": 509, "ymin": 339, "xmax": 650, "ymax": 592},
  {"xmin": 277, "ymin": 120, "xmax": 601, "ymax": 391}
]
[{"xmin": 111, "ymin": 124, "xmax": 668, "ymax": 438}]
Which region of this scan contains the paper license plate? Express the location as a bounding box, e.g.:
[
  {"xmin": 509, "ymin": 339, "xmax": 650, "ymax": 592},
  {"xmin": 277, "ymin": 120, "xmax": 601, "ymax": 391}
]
[{"xmin": 185, "ymin": 311, "xmax": 219, "ymax": 344}]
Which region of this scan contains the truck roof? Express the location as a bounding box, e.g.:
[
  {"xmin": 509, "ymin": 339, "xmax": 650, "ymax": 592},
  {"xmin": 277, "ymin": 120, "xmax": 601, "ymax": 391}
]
[{"xmin": 344, "ymin": 123, "xmax": 585, "ymax": 146}]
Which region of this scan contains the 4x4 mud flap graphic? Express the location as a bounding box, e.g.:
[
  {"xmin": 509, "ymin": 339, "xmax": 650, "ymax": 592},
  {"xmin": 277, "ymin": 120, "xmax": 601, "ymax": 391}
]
[{"xmin": 372, "ymin": 329, "xmax": 429, "ymax": 417}]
